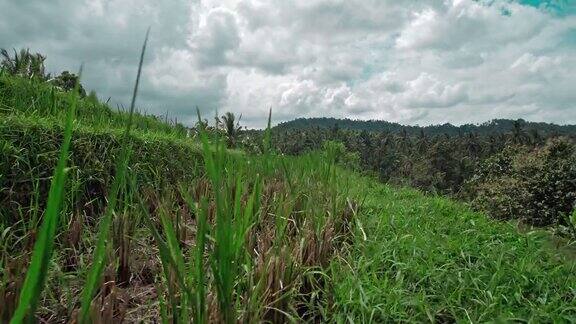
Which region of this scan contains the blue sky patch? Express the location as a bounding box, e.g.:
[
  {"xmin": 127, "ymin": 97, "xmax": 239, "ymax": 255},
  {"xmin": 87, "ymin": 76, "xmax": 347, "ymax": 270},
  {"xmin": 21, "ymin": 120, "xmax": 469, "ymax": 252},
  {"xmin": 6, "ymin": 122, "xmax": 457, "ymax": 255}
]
[{"xmin": 519, "ymin": 0, "xmax": 576, "ymax": 15}]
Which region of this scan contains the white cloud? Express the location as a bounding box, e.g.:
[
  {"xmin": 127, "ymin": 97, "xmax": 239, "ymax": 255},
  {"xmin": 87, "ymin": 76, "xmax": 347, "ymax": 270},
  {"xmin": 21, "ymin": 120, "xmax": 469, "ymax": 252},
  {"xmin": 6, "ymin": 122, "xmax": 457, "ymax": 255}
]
[
  {"xmin": 396, "ymin": 1, "xmax": 547, "ymax": 51},
  {"xmin": 1, "ymin": 0, "xmax": 575, "ymax": 128},
  {"xmin": 403, "ymin": 73, "xmax": 469, "ymax": 108},
  {"xmin": 188, "ymin": 7, "xmax": 241, "ymax": 66},
  {"xmin": 510, "ymin": 53, "xmax": 563, "ymax": 76}
]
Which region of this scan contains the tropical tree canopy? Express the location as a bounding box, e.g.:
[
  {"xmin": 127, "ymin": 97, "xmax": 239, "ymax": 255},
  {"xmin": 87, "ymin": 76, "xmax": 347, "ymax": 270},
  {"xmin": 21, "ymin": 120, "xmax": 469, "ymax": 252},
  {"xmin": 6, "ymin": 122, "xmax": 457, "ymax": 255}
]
[
  {"xmin": 215, "ymin": 112, "xmax": 243, "ymax": 148},
  {"xmin": 0, "ymin": 48, "xmax": 49, "ymax": 80}
]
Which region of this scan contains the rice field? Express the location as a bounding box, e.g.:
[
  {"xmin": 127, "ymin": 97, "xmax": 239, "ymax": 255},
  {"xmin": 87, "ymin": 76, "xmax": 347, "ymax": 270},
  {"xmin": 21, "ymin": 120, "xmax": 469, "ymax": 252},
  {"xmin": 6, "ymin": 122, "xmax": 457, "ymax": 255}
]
[{"xmin": 1, "ymin": 42, "xmax": 575, "ymax": 323}]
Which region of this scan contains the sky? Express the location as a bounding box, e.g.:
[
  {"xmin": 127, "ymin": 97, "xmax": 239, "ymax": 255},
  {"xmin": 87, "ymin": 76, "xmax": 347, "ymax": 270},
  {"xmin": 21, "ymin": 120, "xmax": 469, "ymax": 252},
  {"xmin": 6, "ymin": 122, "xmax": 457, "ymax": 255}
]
[{"xmin": 1, "ymin": 0, "xmax": 575, "ymax": 128}]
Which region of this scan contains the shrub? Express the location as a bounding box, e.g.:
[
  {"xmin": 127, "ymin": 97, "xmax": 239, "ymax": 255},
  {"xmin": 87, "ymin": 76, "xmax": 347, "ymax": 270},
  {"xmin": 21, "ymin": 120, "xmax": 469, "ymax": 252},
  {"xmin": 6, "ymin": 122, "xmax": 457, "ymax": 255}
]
[{"xmin": 466, "ymin": 138, "xmax": 576, "ymax": 226}]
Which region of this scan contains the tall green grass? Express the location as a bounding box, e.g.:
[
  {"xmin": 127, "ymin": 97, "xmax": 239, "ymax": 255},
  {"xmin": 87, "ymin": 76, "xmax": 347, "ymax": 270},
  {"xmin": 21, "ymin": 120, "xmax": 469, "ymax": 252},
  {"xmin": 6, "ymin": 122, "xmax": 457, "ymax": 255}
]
[
  {"xmin": 123, "ymin": 109, "xmax": 354, "ymax": 322},
  {"xmin": 10, "ymin": 67, "xmax": 83, "ymax": 323},
  {"xmin": 331, "ymin": 179, "xmax": 576, "ymax": 322},
  {"xmin": 2, "ymin": 29, "xmax": 159, "ymax": 323},
  {"xmin": 0, "ymin": 31, "xmax": 353, "ymax": 323}
]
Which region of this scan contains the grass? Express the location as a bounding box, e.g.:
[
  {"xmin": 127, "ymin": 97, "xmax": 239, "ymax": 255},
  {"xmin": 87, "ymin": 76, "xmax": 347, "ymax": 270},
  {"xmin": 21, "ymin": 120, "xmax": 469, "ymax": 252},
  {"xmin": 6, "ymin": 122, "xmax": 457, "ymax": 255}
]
[
  {"xmin": 9, "ymin": 66, "xmax": 82, "ymax": 324},
  {"xmin": 1, "ymin": 44, "xmax": 575, "ymax": 322},
  {"xmin": 331, "ymin": 177, "xmax": 576, "ymax": 322},
  {"xmin": 0, "ymin": 69, "xmax": 187, "ymax": 139}
]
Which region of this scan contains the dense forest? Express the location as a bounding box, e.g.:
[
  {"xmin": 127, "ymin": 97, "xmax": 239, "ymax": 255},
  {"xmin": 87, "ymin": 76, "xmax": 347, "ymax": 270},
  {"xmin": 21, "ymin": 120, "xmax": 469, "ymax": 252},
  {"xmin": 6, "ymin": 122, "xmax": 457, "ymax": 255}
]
[{"xmin": 276, "ymin": 117, "xmax": 576, "ymax": 137}]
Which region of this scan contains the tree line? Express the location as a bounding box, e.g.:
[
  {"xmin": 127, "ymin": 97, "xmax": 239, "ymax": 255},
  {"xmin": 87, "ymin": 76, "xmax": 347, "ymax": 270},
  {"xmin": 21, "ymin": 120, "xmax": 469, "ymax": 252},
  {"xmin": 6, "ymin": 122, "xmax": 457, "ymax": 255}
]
[{"xmin": 276, "ymin": 117, "xmax": 576, "ymax": 137}]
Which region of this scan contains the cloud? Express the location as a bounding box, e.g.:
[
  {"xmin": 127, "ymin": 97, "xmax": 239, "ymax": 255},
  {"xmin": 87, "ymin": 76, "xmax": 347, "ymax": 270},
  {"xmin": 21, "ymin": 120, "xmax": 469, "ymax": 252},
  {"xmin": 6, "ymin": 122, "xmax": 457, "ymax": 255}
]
[
  {"xmin": 395, "ymin": 1, "xmax": 548, "ymax": 51},
  {"xmin": 1, "ymin": 0, "xmax": 575, "ymax": 128},
  {"xmin": 188, "ymin": 8, "xmax": 241, "ymax": 67},
  {"xmin": 403, "ymin": 73, "xmax": 469, "ymax": 108}
]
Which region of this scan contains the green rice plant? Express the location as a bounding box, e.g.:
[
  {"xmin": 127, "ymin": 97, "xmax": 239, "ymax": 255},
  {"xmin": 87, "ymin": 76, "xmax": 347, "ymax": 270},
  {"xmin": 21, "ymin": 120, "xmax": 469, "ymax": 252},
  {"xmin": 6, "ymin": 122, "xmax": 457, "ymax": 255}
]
[
  {"xmin": 196, "ymin": 110, "xmax": 236, "ymax": 322},
  {"xmin": 135, "ymin": 186, "xmax": 203, "ymax": 323},
  {"xmin": 9, "ymin": 66, "xmax": 82, "ymax": 324},
  {"xmin": 137, "ymin": 192, "xmax": 189, "ymax": 320},
  {"xmin": 191, "ymin": 195, "xmax": 209, "ymax": 324},
  {"xmin": 78, "ymin": 28, "xmax": 149, "ymax": 323},
  {"xmin": 262, "ymin": 108, "xmax": 273, "ymax": 175},
  {"xmin": 139, "ymin": 109, "xmax": 267, "ymax": 322}
]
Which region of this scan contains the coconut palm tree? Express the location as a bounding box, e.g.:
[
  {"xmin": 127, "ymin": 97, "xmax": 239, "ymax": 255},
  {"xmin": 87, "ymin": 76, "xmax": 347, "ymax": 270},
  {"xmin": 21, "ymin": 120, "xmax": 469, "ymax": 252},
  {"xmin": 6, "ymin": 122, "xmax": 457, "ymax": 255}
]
[
  {"xmin": 0, "ymin": 48, "xmax": 49, "ymax": 80},
  {"xmin": 215, "ymin": 112, "xmax": 243, "ymax": 148}
]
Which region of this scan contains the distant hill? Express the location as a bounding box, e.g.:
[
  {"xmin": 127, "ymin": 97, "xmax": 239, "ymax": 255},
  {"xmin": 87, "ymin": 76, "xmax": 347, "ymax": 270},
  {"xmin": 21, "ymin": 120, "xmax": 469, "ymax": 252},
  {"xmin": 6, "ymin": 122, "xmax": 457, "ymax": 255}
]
[{"xmin": 274, "ymin": 117, "xmax": 576, "ymax": 137}]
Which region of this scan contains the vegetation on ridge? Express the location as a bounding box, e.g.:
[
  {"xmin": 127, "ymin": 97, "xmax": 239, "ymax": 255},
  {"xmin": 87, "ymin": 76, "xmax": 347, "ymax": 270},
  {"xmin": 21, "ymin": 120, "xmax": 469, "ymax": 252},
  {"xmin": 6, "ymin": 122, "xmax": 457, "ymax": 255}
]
[
  {"xmin": 276, "ymin": 116, "xmax": 576, "ymax": 137},
  {"xmin": 332, "ymin": 180, "xmax": 576, "ymax": 322}
]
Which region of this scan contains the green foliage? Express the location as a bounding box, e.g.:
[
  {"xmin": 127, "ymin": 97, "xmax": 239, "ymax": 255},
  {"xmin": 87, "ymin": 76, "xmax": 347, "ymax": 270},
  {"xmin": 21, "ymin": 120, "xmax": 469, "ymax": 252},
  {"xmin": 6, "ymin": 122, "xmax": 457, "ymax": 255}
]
[
  {"xmin": 270, "ymin": 122, "xmax": 576, "ymax": 228},
  {"xmin": 9, "ymin": 67, "xmax": 81, "ymax": 323},
  {"xmin": 323, "ymin": 140, "xmax": 360, "ymax": 171},
  {"xmin": 51, "ymin": 71, "xmax": 87, "ymax": 97},
  {"xmin": 1, "ymin": 48, "xmax": 49, "ymax": 81},
  {"xmin": 331, "ymin": 181, "xmax": 576, "ymax": 322},
  {"xmin": 272, "ymin": 127, "xmax": 495, "ymax": 192},
  {"xmin": 0, "ymin": 118, "xmax": 202, "ymax": 225},
  {"xmin": 276, "ymin": 117, "xmax": 576, "ymax": 137},
  {"xmin": 0, "ymin": 68, "xmax": 188, "ymax": 138},
  {"xmin": 467, "ymin": 138, "xmax": 576, "ymax": 226},
  {"xmin": 215, "ymin": 111, "xmax": 242, "ymax": 148}
]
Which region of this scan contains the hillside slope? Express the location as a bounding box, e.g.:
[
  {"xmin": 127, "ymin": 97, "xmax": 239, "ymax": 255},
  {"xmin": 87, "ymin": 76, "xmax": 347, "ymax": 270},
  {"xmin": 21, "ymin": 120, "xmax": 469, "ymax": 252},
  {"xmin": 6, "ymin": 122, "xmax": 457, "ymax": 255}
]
[{"xmin": 333, "ymin": 176, "xmax": 576, "ymax": 322}]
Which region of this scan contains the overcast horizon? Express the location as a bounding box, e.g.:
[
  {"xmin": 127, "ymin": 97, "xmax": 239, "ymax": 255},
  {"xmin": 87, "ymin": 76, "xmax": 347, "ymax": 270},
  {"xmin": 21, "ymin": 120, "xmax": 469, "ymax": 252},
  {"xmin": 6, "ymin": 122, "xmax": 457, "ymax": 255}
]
[{"xmin": 1, "ymin": 0, "xmax": 575, "ymax": 128}]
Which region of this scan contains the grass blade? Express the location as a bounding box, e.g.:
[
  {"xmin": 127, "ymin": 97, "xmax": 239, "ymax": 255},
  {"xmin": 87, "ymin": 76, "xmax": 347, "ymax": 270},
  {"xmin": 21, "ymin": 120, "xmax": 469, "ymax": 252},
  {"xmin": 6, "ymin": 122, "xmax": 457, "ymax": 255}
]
[
  {"xmin": 78, "ymin": 28, "xmax": 150, "ymax": 323},
  {"xmin": 194, "ymin": 197, "xmax": 208, "ymax": 324},
  {"xmin": 137, "ymin": 195, "xmax": 188, "ymax": 321}
]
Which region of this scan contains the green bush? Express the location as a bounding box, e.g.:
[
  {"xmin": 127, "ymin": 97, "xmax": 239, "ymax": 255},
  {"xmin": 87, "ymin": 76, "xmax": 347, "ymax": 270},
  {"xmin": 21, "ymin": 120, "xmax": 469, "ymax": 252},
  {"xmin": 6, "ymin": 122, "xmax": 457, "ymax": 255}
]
[{"xmin": 466, "ymin": 138, "xmax": 576, "ymax": 226}]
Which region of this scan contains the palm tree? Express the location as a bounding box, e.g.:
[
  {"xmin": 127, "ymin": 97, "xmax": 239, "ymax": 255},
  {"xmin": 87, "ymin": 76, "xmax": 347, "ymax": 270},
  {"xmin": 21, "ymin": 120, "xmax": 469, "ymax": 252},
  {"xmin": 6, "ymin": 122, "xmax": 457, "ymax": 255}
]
[
  {"xmin": 0, "ymin": 48, "xmax": 49, "ymax": 80},
  {"xmin": 215, "ymin": 112, "xmax": 243, "ymax": 148}
]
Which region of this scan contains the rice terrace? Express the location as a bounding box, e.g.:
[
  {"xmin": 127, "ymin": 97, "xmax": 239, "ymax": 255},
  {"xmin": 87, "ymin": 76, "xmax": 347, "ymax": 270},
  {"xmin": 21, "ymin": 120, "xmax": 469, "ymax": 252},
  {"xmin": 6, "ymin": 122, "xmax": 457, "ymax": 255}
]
[{"xmin": 1, "ymin": 0, "xmax": 576, "ymax": 323}]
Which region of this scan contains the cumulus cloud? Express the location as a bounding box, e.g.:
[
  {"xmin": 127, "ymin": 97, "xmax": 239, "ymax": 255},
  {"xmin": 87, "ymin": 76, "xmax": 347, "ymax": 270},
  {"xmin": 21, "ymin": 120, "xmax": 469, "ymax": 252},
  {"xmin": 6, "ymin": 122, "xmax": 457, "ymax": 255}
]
[
  {"xmin": 1, "ymin": 0, "xmax": 575, "ymax": 127},
  {"xmin": 188, "ymin": 8, "xmax": 241, "ymax": 67},
  {"xmin": 403, "ymin": 73, "xmax": 468, "ymax": 109}
]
